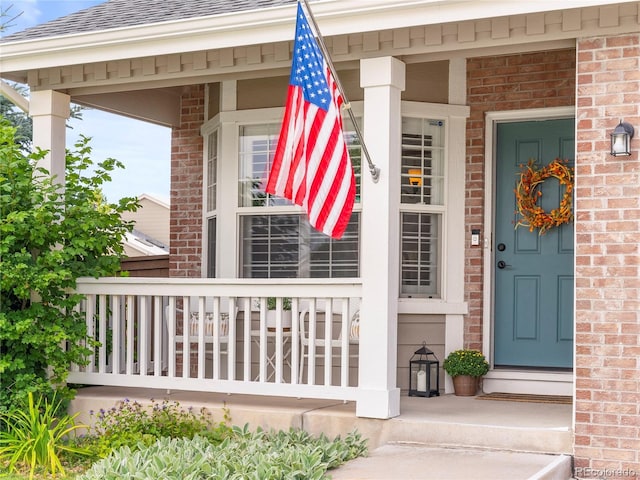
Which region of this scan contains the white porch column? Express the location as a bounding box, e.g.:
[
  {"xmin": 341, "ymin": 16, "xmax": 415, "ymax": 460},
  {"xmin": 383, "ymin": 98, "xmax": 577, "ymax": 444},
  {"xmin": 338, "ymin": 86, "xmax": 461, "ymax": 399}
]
[
  {"xmin": 29, "ymin": 90, "xmax": 70, "ymax": 184},
  {"xmin": 357, "ymin": 56, "xmax": 405, "ymax": 419},
  {"xmin": 217, "ymin": 81, "xmax": 239, "ymax": 278},
  {"xmin": 444, "ymin": 58, "xmax": 468, "ymax": 393}
]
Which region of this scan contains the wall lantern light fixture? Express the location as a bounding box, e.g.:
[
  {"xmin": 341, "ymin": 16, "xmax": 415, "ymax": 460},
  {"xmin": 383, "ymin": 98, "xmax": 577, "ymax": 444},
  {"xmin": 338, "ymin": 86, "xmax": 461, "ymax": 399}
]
[{"xmin": 610, "ymin": 120, "xmax": 634, "ymax": 157}]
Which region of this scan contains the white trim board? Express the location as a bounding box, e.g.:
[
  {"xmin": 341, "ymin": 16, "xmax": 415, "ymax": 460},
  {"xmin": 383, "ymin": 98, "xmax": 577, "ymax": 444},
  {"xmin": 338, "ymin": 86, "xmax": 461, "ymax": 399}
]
[{"xmin": 482, "ymin": 370, "xmax": 573, "ymax": 396}]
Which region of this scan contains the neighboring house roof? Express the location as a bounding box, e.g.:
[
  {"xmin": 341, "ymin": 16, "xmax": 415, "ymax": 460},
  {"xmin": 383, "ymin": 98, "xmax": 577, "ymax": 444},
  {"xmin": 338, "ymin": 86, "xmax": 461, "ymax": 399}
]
[
  {"xmin": 123, "ymin": 192, "xmax": 170, "ymax": 257},
  {"xmin": 1, "ymin": 0, "xmax": 296, "ymax": 42},
  {"xmin": 138, "ymin": 193, "xmax": 170, "ymax": 209},
  {"xmin": 120, "ymin": 193, "xmax": 171, "ymax": 253},
  {"xmin": 123, "ymin": 230, "xmax": 169, "ymax": 257}
]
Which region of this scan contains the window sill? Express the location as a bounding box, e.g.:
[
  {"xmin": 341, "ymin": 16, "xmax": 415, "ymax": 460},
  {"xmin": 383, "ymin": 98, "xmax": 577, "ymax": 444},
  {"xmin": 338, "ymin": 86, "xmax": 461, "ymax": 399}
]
[{"xmin": 397, "ymin": 299, "xmax": 468, "ymax": 315}]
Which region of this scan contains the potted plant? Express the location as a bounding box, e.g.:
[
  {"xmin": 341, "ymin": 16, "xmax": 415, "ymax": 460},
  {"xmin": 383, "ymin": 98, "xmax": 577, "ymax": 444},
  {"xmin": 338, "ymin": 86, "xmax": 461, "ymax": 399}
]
[
  {"xmin": 266, "ymin": 297, "xmax": 292, "ymax": 331},
  {"xmin": 442, "ymin": 349, "xmax": 489, "ymax": 396}
]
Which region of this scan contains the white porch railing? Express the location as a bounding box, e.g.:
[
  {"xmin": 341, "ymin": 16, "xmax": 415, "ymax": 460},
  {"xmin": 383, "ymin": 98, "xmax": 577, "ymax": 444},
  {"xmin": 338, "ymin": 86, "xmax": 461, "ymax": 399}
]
[{"xmin": 69, "ymin": 277, "xmax": 362, "ymax": 402}]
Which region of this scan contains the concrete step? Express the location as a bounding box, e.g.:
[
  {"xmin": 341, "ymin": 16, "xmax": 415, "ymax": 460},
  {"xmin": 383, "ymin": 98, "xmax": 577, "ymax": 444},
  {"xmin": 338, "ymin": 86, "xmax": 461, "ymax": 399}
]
[
  {"xmin": 329, "ymin": 444, "xmax": 573, "ymax": 480},
  {"xmin": 303, "ymin": 395, "xmax": 573, "ymax": 454}
]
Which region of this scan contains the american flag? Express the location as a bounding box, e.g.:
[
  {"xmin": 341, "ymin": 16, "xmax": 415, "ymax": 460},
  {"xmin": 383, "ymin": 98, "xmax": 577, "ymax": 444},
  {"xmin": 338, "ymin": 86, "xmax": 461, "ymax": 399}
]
[{"xmin": 265, "ymin": 2, "xmax": 355, "ymax": 239}]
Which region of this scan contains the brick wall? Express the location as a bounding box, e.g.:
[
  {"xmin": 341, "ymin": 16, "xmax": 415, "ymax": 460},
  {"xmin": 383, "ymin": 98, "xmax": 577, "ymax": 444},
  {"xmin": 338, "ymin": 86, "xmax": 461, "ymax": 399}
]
[
  {"xmin": 464, "ymin": 49, "xmax": 577, "ymax": 349},
  {"xmin": 574, "ymin": 34, "xmax": 640, "ymax": 477},
  {"xmin": 169, "ymin": 84, "xmax": 205, "ymax": 277}
]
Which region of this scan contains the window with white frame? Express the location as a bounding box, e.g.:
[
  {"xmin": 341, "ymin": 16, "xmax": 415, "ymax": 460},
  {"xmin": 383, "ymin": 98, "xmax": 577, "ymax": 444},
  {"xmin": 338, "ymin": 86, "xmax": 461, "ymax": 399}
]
[
  {"xmin": 237, "ymin": 122, "xmax": 362, "ymax": 279},
  {"xmin": 400, "ymin": 117, "xmax": 445, "ymax": 298},
  {"xmin": 204, "ymin": 102, "xmax": 458, "ymax": 288},
  {"xmin": 205, "ymin": 129, "xmax": 218, "ymax": 277}
]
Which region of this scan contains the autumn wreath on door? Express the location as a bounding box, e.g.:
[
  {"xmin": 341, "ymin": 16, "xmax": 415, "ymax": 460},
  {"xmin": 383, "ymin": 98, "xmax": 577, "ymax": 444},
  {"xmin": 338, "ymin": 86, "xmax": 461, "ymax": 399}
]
[{"xmin": 514, "ymin": 158, "xmax": 574, "ymax": 235}]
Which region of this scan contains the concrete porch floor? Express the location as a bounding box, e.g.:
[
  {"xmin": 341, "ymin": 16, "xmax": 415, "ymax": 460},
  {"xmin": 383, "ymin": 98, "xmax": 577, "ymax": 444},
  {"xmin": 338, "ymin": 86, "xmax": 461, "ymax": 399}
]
[{"xmin": 70, "ymin": 386, "xmax": 574, "ymax": 479}]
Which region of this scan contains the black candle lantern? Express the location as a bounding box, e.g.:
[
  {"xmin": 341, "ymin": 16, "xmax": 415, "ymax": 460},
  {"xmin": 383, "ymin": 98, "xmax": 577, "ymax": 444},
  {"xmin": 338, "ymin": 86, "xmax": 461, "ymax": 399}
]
[{"xmin": 409, "ymin": 341, "xmax": 440, "ymax": 397}]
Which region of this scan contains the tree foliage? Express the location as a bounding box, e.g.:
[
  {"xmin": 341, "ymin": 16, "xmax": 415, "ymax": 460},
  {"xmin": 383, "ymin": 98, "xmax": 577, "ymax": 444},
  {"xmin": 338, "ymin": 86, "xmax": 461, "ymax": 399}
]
[
  {"xmin": 0, "ymin": 118, "xmax": 139, "ymax": 412},
  {"xmin": 0, "ymin": 90, "xmax": 32, "ymax": 148}
]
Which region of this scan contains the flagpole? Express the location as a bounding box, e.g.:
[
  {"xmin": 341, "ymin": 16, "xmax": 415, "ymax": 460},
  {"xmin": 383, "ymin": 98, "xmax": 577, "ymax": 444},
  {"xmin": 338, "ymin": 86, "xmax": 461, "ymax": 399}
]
[{"xmin": 300, "ymin": 0, "xmax": 380, "ymax": 183}]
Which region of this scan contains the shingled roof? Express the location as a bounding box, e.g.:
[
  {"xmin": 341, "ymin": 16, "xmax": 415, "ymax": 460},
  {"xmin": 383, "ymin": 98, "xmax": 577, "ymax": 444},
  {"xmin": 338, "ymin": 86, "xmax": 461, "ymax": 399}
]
[{"xmin": 2, "ymin": 0, "xmax": 297, "ymax": 42}]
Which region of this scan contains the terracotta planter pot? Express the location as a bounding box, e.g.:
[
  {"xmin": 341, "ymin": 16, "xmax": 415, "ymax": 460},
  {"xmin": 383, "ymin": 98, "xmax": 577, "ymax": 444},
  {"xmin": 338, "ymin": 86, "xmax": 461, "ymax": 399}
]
[{"xmin": 452, "ymin": 375, "xmax": 479, "ymax": 396}]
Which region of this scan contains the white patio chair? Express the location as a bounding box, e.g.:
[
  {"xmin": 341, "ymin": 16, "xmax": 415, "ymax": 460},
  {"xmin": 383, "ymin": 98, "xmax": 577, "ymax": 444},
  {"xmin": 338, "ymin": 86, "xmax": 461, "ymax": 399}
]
[
  {"xmin": 169, "ymin": 299, "xmax": 233, "ymax": 360},
  {"xmin": 298, "ymin": 308, "xmax": 359, "ymax": 384}
]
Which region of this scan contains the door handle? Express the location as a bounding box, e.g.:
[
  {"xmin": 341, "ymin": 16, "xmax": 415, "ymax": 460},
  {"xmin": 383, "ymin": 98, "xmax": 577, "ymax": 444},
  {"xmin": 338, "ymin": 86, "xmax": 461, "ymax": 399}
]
[{"xmin": 497, "ymin": 260, "xmax": 511, "ymax": 269}]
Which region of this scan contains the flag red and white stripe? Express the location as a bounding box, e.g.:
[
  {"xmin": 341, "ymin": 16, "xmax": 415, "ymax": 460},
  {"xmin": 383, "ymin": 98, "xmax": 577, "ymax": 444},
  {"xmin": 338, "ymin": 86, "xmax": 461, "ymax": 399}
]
[{"xmin": 265, "ymin": 2, "xmax": 355, "ymax": 239}]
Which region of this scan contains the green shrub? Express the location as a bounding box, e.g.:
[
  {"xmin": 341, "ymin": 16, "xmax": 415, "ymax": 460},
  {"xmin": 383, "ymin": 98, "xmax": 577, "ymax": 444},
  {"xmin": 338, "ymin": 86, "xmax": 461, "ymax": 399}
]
[
  {"xmin": 442, "ymin": 349, "xmax": 490, "ymax": 377},
  {"xmin": 77, "ymin": 436, "xmax": 218, "ymax": 480},
  {"xmin": 78, "ymin": 428, "xmax": 367, "ymax": 480},
  {"xmin": 0, "ymin": 391, "xmax": 91, "ymax": 479},
  {"xmin": 82, "ymin": 397, "xmax": 232, "ymax": 458},
  {"xmin": 0, "ymin": 119, "xmax": 139, "ymax": 411}
]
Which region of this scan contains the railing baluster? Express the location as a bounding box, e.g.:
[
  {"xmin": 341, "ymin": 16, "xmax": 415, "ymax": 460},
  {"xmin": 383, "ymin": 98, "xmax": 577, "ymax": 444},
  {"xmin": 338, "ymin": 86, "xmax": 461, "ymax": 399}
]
[
  {"xmin": 167, "ymin": 296, "xmax": 176, "ymax": 377},
  {"xmin": 153, "ymin": 296, "xmax": 162, "ymax": 377},
  {"xmin": 274, "ymin": 298, "xmax": 283, "ymax": 384},
  {"xmin": 258, "ymin": 297, "xmax": 267, "ymax": 382},
  {"xmin": 139, "ymin": 296, "xmax": 148, "ymax": 376},
  {"xmin": 227, "ymin": 297, "xmax": 237, "ymax": 381},
  {"xmin": 112, "ymin": 296, "xmax": 121, "ymax": 375},
  {"xmin": 341, "ymin": 298, "xmax": 350, "ymax": 387},
  {"xmin": 308, "ymin": 298, "xmax": 317, "ymax": 385},
  {"xmin": 125, "ymin": 295, "xmax": 135, "ymax": 375},
  {"xmin": 197, "ymin": 296, "xmax": 206, "ymax": 379},
  {"xmin": 213, "ymin": 296, "xmax": 221, "ymax": 380},
  {"xmin": 291, "ymin": 298, "xmax": 300, "ymax": 384},
  {"xmin": 324, "ymin": 298, "xmax": 333, "ymax": 386},
  {"xmin": 98, "ymin": 295, "xmax": 107, "ymax": 373},
  {"xmin": 182, "ymin": 295, "xmax": 190, "ymax": 378},
  {"xmin": 85, "ymin": 294, "xmax": 95, "ymax": 373},
  {"xmin": 242, "ymin": 297, "xmax": 251, "ymax": 381}
]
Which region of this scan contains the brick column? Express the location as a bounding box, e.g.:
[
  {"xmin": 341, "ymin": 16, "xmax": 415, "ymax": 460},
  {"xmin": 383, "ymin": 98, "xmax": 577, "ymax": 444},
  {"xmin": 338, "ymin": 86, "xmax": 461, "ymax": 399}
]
[
  {"xmin": 170, "ymin": 85, "xmax": 205, "ymax": 277},
  {"xmin": 574, "ymin": 34, "xmax": 640, "ymax": 476}
]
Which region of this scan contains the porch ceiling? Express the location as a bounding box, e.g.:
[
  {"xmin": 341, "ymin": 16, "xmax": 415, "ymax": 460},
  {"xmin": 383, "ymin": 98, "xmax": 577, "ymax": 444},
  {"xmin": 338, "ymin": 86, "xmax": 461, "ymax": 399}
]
[{"xmin": 72, "ymin": 86, "xmax": 183, "ymax": 127}]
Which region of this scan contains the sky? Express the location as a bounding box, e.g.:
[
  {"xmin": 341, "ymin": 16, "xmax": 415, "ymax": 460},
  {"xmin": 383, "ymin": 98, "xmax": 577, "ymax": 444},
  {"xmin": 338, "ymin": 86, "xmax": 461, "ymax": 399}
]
[{"xmin": 2, "ymin": 0, "xmax": 171, "ymax": 203}]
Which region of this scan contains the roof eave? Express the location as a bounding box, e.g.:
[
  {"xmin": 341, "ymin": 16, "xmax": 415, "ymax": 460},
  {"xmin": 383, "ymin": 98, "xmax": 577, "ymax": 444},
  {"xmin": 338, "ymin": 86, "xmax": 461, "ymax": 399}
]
[
  {"xmin": 1, "ymin": 0, "xmax": 636, "ymax": 76},
  {"xmin": 0, "ymin": 3, "xmax": 298, "ymax": 74}
]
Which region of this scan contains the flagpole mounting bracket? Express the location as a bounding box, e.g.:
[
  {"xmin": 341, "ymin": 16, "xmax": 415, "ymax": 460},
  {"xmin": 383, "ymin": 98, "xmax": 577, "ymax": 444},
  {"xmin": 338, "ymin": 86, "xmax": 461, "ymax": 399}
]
[{"xmin": 370, "ymin": 166, "xmax": 380, "ymax": 183}]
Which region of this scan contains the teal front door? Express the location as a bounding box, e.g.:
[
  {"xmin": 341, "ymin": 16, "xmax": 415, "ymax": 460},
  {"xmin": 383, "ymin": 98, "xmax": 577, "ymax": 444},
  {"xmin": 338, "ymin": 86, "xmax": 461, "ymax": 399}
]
[{"xmin": 494, "ymin": 118, "xmax": 574, "ymax": 368}]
